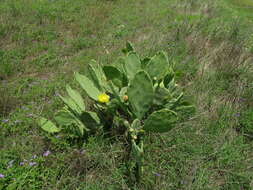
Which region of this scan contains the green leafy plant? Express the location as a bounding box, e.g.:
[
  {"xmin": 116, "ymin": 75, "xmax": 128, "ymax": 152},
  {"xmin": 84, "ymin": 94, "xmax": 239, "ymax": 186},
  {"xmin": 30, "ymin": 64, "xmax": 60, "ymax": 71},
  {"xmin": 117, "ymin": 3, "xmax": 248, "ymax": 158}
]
[
  {"xmin": 38, "ymin": 84, "xmax": 101, "ymax": 138},
  {"xmin": 37, "ymin": 42, "xmax": 194, "ymax": 183}
]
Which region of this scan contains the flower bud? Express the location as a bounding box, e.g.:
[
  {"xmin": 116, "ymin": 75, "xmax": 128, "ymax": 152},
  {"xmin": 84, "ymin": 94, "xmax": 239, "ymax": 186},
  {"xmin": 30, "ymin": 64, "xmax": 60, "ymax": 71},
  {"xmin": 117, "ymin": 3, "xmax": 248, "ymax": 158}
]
[
  {"xmin": 132, "ymin": 135, "xmax": 137, "ymax": 140},
  {"xmin": 139, "ymin": 129, "xmax": 145, "ymax": 133},
  {"xmin": 129, "ymin": 128, "xmax": 134, "ymax": 132},
  {"xmin": 123, "ymin": 95, "xmax": 128, "ymax": 102}
]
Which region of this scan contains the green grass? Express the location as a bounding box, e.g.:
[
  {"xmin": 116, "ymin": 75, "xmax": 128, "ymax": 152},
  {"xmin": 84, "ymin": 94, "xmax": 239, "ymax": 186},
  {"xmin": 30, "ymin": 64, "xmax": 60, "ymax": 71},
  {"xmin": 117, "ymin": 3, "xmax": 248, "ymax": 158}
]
[
  {"xmin": 230, "ymin": 0, "xmax": 253, "ymax": 7},
  {"xmin": 1, "ymin": 0, "xmax": 253, "ymax": 189},
  {"xmin": 225, "ymin": 0, "xmax": 253, "ymax": 19}
]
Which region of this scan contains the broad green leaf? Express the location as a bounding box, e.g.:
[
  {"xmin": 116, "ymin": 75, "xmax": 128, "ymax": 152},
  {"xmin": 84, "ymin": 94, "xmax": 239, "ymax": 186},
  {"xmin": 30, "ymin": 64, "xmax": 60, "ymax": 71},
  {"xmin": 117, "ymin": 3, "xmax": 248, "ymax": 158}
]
[
  {"xmin": 153, "ymin": 87, "xmax": 172, "ymax": 106},
  {"xmin": 123, "ymin": 53, "xmax": 142, "ymax": 80},
  {"xmin": 107, "ymin": 81, "xmax": 120, "ymax": 102},
  {"xmin": 113, "ymin": 57, "xmax": 126, "ymax": 74},
  {"xmin": 165, "ymin": 92, "xmax": 184, "ymax": 109},
  {"xmin": 66, "ymin": 85, "xmax": 85, "ymax": 111},
  {"xmin": 90, "ymin": 62, "xmax": 113, "ymax": 93},
  {"xmin": 38, "ymin": 117, "xmax": 60, "ymax": 133},
  {"xmin": 165, "ymin": 78, "xmax": 178, "ymax": 94},
  {"xmin": 163, "ymin": 69, "xmax": 175, "ymax": 88},
  {"xmin": 145, "ymin": 51, "xmax": 169, "ymax": 80},
  {"xmin": 103, "ymin": 65, "xmax": 127, "ymax": 88},
  {"xmin": 141, "ymin": 57, "xmax": 151, "ymax": 69},
  {"xmin": 119, "ymin": 87, "xmax": 128, "ymax": 101},
  {"xmin": 131, "ymin": 119, "xmax": 141, "ymax": 130},
  {"xmin": 119, "ymin": 87, "xmax": 128, "ymax": 96},
  {"xmin": 75, "ymin": 118, "xmax": 86, "ymax": 135},
  {"xmin": 86, "ymin": 62, "xmax": 104, "ymax": 91},
  {"xmin": 55, "ymin": 109, "xmax": 89, "ymax": 135},
  {"xmin": 175, "ymin": 105, "xmax": 196, "ymax": 118},
  {"xmin": 80, "ymin": 111, "xmax": 101, "ymax": 131},
  {"xmin": 128, "ymin": 71, "xmax": 154, "ymax": 119},
  {"xmin": 144, "ymin": 109, "xmax": 178, "ymax": 133},
  {"xmin": 54, "ymin": 110, "xmax": 76, "ymax": 126},
  {"xmin": 75, "ymin": 72, "xmax": 102, "ymax": 101},
  {"xmin": 59, "ymin": 95, "xmax": 82, "ymax": 114}
]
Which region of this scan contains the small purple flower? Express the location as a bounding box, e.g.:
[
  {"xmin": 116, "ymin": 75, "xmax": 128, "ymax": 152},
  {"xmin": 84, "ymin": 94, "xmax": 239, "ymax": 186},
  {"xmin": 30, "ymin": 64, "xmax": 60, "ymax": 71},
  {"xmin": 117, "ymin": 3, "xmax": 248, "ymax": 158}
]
[
  {"xmin": 153, "ymin": 172, "xmax": 161, "ymax": 177},
  {"xmin": 235, "ymin": 113, "xmax": 241, "ymax": 117},
  {"xmin": 2, "ymin": 119, "xmax": 9, "ymax": 123},
  {"xmin": 20, "ymin": 159, "xmax": 28, "ymax": 166},
  {"xmin": 80, "ymin": 150, "xmax": 86, "ymax": 155},
  {"xmin": 29, "ymin": 162, "xmax": 37, "ymax": 166},
  {"xmin": 0, "ymin": 174, "xmax": 5, "ymax": 178},
  {"xmin": 43, "ymin": 150, "xmax": 51, "ymax": 157},
  {"xmin": 238, "ymin": 98, "xmax": 245, "ymax": 102}
]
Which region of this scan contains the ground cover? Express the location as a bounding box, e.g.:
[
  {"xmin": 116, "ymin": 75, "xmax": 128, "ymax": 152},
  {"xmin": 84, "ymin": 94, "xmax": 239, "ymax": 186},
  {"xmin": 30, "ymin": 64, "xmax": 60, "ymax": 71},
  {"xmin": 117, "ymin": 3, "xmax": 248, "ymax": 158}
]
[{"xmin": 0, "ymin": 0, "xmax": 253, "ymax": 189}]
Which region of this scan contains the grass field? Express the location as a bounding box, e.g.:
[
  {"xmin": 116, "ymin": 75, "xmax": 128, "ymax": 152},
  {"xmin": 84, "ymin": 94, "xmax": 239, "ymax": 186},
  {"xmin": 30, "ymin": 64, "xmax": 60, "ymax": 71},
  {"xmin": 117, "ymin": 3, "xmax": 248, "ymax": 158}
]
[
  {"xmin": 1, "ymin": 0, "xmax": 253, "ymax": 189},
  {"xmin": 230, "ymin": 0, "xmax": 253, "ymax": 7}
]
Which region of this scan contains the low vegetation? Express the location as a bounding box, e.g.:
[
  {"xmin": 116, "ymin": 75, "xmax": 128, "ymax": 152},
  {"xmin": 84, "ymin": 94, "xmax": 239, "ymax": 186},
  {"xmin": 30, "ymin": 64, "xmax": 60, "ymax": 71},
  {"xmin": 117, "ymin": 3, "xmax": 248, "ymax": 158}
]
[
  {"xmin": 38, "ymin": 43, "xmax": 194, "ymax": 185},
  {"xmin": 1, "ymin": 0, "xmax": 253, "ymax": 189}
]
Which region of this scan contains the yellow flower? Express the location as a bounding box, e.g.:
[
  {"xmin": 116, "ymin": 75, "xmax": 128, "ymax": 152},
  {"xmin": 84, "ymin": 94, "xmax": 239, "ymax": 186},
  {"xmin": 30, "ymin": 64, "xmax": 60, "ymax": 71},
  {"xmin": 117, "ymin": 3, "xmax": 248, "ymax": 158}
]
[{"xmin": 98, "ymin": 93, "xmax": 110, "ymax": 103}]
